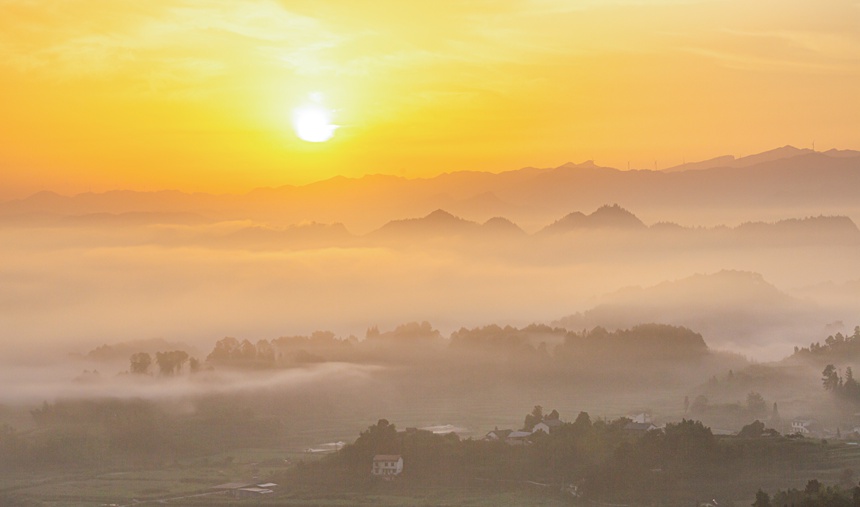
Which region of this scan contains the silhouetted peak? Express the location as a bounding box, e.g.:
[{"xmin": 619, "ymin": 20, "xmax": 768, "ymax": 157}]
[
  {"xmin": 664, "ymin": 145, "xmax": 817, "ymax": 172},
  {"xmin": 823, "ymin": 148, "xmax": 860, "ymax": 158},
  {"xmin": 372, "ymin": 209, "xmax": 478, "ymax": 237},
  {"xmin": 733, "ymin": 145, "xmax": 813, "ymax": 167},
  {"xmin": 482, "ymin": 216, "xmax": 526, "ymax": 235},
  {"xmin": 425, "ymin": 209, "xmax": 459, "ymax": 222},
  {"xmin": 542, "ymin": 204, "xmax": 645, "ymax": 233},
  {"xmin": 591, "ymin": 204, "xmax": 639, "ymax": 218},
  {"xmin": 557, "ymin": 160, "xmax": 601, "ymax": 170},
  {"xmin": 24, "ymin": 190, "xmax": 65, "ymax": 202}
]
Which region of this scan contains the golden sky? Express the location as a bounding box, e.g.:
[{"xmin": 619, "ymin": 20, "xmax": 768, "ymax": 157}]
[{"xmin": 1, "ymin": 0, "xmax": 858, "ymax": 198}]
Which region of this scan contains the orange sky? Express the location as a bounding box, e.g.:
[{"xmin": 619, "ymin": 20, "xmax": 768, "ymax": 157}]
[{"xmin": 1, "ymin": 0, "xmax": 858, "ymax": 199}]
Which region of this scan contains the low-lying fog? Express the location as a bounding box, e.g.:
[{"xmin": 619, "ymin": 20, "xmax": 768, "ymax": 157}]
[
  {"xmin": 2, "ymin": 201, "xmax": 860, "ymax": 450},
  {"xmin": 2, "ymin": 213, "xmax": 859, "ymax": 364}
]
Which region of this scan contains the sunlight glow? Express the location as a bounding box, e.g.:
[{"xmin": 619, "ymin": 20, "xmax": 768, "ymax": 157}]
[{"xmin": 292, "ymin": 98, "xmax": 337, "ymax": 143}]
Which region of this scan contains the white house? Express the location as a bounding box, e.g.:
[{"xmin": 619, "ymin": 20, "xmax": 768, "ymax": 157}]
[
  {"xmin": 235, "ymin": 487, "xmax": 274, "ymax": 499},
  {"xmin": 505, "ymin": 430, "xmax": 532, "ymax": 445},
  {"xmin": 532, "ymin": 418, "xmax": 564, "ymax": 434},
  {"xmin": 212, "ymin": 482, "xmax": 277, "ymax": 498},
  {"xmin": 629, "ymin": 412, "xmax": 652, "ymax": 424},
  {"xmin": 483, "ymin": 429, "xmax": 513, "ymax": 441},
  {"xmin": 372, "ymin": 454, "xmax": 403, "ymax": 477},
  {"xmin": 791, "ymin": 419, "xmax": 817, "ymax": 435}
]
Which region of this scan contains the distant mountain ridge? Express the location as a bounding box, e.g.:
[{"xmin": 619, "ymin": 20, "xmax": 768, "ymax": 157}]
[
  {"xmin": 540, "ymin": 204, "xmax": 647, "ymax": 233},
  {"xmin": 370, "ymin": 209, "xmax": 526, "ymax": 239},
  {"xmin": 2, "ymin": 146, "xmax": 859, "ymax": 232},
  {"xmin": 552, "ymin": 270, "xmax": 836, "ymax": 355},
  {"xmin": 366, "ymin": 206, "xmax": 859, "ymax": 244},
  {"xmin": 662, "ymin": 145, "xmax": 814, "ymax": 172}
]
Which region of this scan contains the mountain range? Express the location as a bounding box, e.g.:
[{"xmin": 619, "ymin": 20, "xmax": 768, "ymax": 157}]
[
  {"xmin": 552, "ymin": 270, "xmax": 838, "ymax": 356},
  {"xmin": 2, "ymin": 146, "xmax": 859, "ymax": 233}
]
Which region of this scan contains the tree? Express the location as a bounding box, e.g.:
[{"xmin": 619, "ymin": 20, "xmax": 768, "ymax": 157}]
[
  {"xmin": 129, "ymin": 352, "xmax": 152, "ymax": 374},
  {"xmin": 845, "ymin": 367, "xmax": 860, "ymax": 399},
  {"xmin": 747, "ymin": 392, "xmax": 767, "ymax": 417},
  {"xmin": 239, "ymin": 339, "xmax": 256, "ymax": 361},
  {"xmin": 573, "ymin": 411, "xmax": 592, "ymax": 434},
  {"xmin": 690, "ymin": 395, "xmax": 708, "ymax": 415},
  {"xmin": 770, "ymin": 402, "xmax": 780, "ymax": 422},
  {"xmin": 155, "ymin": 350, "xmax": 189, "ymax": 376},
  {"xmin": 823, "ymin": 364, "xmax": 841, "ymax": 392},
  {"xmin": 256, "ymin": 339, "xmax": 276, "ymax": 365},
  {"xmin": 738, "ymin": 420, "xmax": 765, "ymax": 438},
  {"xmin": 341, "ymin": 418, "xmax": 399, "ymax": 473},
  {"xmin": 523, "ymin": 405, "xmax": 543, "ymax": 431},
  {"xmin": 753, "ymin": 489, "xmax": 771, "ymax": 507},
  {"xmin": 207, "ymin": 337, "xmax": 240, "ymax": 363}
]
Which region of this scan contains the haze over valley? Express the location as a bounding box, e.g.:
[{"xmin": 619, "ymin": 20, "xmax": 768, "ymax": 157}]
[
  {"xmin": 3, "ymin": 1, "xmax": 860, "ymax": 504},
  {"xmin": 3, "ymin": 146, "xmax": 860, "ymax": 364}
]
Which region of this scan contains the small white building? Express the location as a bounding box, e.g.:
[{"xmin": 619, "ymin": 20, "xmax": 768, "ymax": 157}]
[
  {"xmin": 505, "ymin": 430, "xmax": 533, "ymax": 445},
  {"xmin": 236, "ymin": 487, "xmax": 274, "ymax": 499},
  {"xmin": 624, "ymin": 422, "xmax": 659, "ymax": 433},
  {"xmin": 629, "ymin": 412, "xmax": 652, "ymax": 424},
  {"xmin": 372, "ymin": 454, "xmax": 403, "ymax": 477},
  {"xmin": 483, "ymin": 429, "xmax": 513, "ymax": 441},
  {"xmin": 791, "ymin": 419, "xmax": 817, "ymax": 435},
  {"xmin": 212, "ymin": 482, "xmax": 277, "ymax": 498},
  {"xmin": 532, "ymin": 418, "xmax": 564, "ymax": 434}
]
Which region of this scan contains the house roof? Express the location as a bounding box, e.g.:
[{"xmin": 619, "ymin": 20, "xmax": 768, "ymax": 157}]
[
  {"xmin": 486, "ymin": 429, "xmax": 513, "ymax": 438},
  {"xmin": 212, "ymin": 482, "xmax": 255, "ymax": 490},
  {"xmin": 373, "ymin": 454, "xmax": 402, "ymax": 462},
  {"xmin": 238, "ymin": 487, "xmax": 273, "ymax": 494},
  {"xmin": 539, "ymin": 418, "xmax": 564, "ymax": 427},
  {"xmin": 507, "ymin": 430, "xmax": 532, "ymax": 439},
  {"xmin": 624, "ymin": 422, "xmax": 657, "ymax": 431}
]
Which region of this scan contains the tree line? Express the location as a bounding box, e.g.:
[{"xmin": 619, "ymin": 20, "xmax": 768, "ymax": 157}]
[{"xmin": 279, "ymin": 408, "xmax": 833, "ymax": 506}]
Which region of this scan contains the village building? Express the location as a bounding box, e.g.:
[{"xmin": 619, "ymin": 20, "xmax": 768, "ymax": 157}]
[
  {"xmin": 483, "ymin": 428, "xmax": 513, "ymax": 441},
  {"xmin": 372, "ymin": 454, "xmax": 403, "ymax": 477},
  {"xmin": 212, "ymin": 482, "xmax": 277, "ymax": 498},
  {"xmin": 235, "ymin": 487, "xmax": 274, "ymax": 499},
  {"xmin": 624, "ymin": 421, "xmax": 659, "ymax": 433},
  {"xmin": 532, "ymin": 418, "xmax": 564, "ymax": 434},
  {"xmin": 791, "ymin": 418, "xmax": 819, "ymax": 435},
  {"xmin": 629, "ymin": 412, "xmax": 652, "ymax": 424},
  {"xmin": 505, "ymin": 430, "xmax": 533, "ymax": 445}
]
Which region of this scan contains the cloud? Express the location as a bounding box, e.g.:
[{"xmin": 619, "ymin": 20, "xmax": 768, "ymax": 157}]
[
  {"xmin": 0, "ymin": 0, "xmax": 342, "ymax": 88},
  {"xmin": 0, "ymin": 361, "xmax": 380, "ymax": 404}
]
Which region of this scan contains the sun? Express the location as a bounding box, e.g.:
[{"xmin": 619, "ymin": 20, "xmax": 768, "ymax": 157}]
[{"xmin": 292, "ymin": 94, "xmax": 337, "ymax": 143}]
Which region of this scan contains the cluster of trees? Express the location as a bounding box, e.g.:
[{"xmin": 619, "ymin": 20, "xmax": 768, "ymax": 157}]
[
  {"xmin": 522, "ymin": 405, "xmax": 560, "ymax": 431},
  {"xmin": 128, "ymin": 350, "xmax": 199, "ymax": 375},
  {"xmin": 283, "ymin": 410, "xmax": 835, "ymax": 505},
  {"xmin": 1, "ymin": 397, "xmax": 286, "ymax": 470},
  {"xmin": 199, "ymin": 322, "xmax": 711, "ymax": 375},
  {"xmin": 206, "ymin": 336, "xmax": 278, "ymax": 367},
  {"xmin": 755, "ymin": 477, "xmax": 860, "ymax": 507},
  {"xmin": 794, "ymin": 326, "xmax": 860, "ymax": 358},
  {"xmin": 558, "ymin": 324, "xmax": 709, "ymax": 361},
  {"xmin": 685, "ymin": 391, "xmax": 775, "ymax": 421},
  {"xmin": 822, "ymin": 364, "xmax": 860, "ymax": 402},
  {"xmin": 204, "ymin": 323, "xmax": 446, "ymax": 369},
  {"xmin": 450, "ymin": 324, "xmax": 560, "ymax": 355}
]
